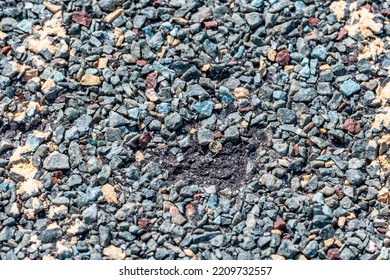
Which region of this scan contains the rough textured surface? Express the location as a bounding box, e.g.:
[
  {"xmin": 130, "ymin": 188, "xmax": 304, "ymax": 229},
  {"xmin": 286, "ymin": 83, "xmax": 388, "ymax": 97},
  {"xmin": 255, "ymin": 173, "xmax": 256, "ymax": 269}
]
[{"xmin": 0, "ymin": 0, "xmax": 389, "ymax": 261}]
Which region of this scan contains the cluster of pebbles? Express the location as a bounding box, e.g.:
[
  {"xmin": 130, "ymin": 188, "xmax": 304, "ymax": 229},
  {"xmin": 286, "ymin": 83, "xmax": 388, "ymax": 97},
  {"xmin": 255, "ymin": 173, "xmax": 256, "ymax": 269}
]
[{"xmin": 0, "ymin": 0, "xmax": 390, "ymax": 260}]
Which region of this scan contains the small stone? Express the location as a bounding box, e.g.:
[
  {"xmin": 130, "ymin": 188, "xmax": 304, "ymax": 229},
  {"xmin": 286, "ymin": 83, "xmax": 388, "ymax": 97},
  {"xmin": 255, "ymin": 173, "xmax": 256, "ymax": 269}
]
[
  {"xmin": 311, "ymin": 45, "xmax": 327, "ymax": 61},
  {"xmin": 274, "ymin": 218, "xmax": 287, "ymax": 230},
  {"xmin": 271, "ymin": 254, "xmax": 286, "ymax": 260},
  {"xmin": 180, "ymin": 185, "xmax": 199, "ymax": 197},
  {"xmin": 2, "ymin": 61, "xmax": 24, "ymax": 78},
  {"xmin": 26, "ymin": 77, "xmax": 40, "ymax": 92},
  {"xmin": 277, "ymin": 239, "xmax": 298, "ymax": 259},
  {"xmin": 340, "ymin": 79, "xmax": 361, "ymax": 96},
  {"xmin": 0, "ymin": 31, "xmax": 7, "ymax": 40},
  {"xmin": 98, "ymin": 58, "xmax": 109, "ymax": 69},
  {"xmin": 0, "ymin": 182, "xmax": 9, "ymax": 192},
  {"xmin": 192, "ymin": 100, "xmax": 214, "ymax": 117},
  {"xmin": 86, "ymin": 157, "xmax": 102, "ymax": 174},
  {"xmin": 340, "ymin": 247, "xmax": 355, "ymax": 260},
  {"xmin": 197, "ymin": 128, "xmax": 214, "ymax": 146},
  {"xmin": 276, "ymin": 49, "xmax": 290, "ymax": 65},
  {"xmin": 146, "ymin": 71, "xmax": 158, "ymax": 89},
  {"xmin": 299, "ymin": 65, "xmax": 310, "ymax": 78},
  {"xmin": 277, "ymin": 108, "xmax": 297, "ymax": 124},
  {"xmin": 308, "ymin": 19, "xmax": 320, "ymax": 28},
  {"xmin": 322, "ymin": 205, "xmax": 333, "ymax": 217},
  {"xmin": 170, "ymin": 206, "xmax": 186, "ymax": 225},
  {"xmin": 202, "ymin": 64, "xmax": 211, "ymax": 71},
  {"xmin": 366, "ymin": 140, "xmax": 379, "ymax": 160},
  {"xmin": 303, "ymin": 241, "xmax": 319, "ymax": 258},
  {"xmin": 338, "ymin": 217, "xmax": 346, "ymax": 228},
  {"xmin": 103, "ymin": 245, "xmax": 125, "ymax": 260},
  {"xmin": 0, "ymin": 18, "xmax": 17, "ymax": 32},
  {"xmin": 0, "ymin": 75, "xmax": 10, "ymax": 90},
  {"xmin": 74, "ymin": 114, "xmax": 93, "ymax": 133},
  {"xmin": 43, "ymin": 1, "xmax": 62, "ymax": 13},
  {"xmin": 327, "ymin": 248, "xmax": 340, "ymax": 260},
  {"xmin": 147, "ymin": 32, "xmax": 164, "ymax": 50},
  {"xmin": 43, "ymin": 152, "xmax": 70, "ymax": 171},
  {"xmin": 39, "ymin": 226, "xmax": 62, "ymax": 243},
  {"xmin": 241, "ymin": 235, "xmax": 256, "ymax": 250},
  {"xmin": 156, "ymin": 103, "xmax": 171, "ymax": 115},
  {"xmin": 192, "ymin": 232, "xmax": 219, "ymax": 244},
  {"xmin": 313, "ymin": 192, "xmax": 325, "ymax": 204},
  {"xmin": 153, "ymin": 61, "xmax": 176, "ymax": 81},
  {"xmin": 138, "ymin": 132, "xmax": 151, "ymax": 149},
  {"xmin": 234, "ymin": 87, "xmax": 249, "ymax": 99},
  {"xmin": 336, "ymin": 27, "xmax": 347, "ymax": 40},
  {"xmin": 72, "ymin": 11, "xmax": 92, "ymax": 28},
  {"xmin": 48, "ymin": 205, "xmax": 68, "ymax": 219},
  {"xmin": 342, "ymin": 119, "xmax": 361, "ymax": 134},
  {"xmin": 0, "ymin": 139, "xmax": 13, "ymax": 153},
  {"xmin": 251, "ymin": 0, "xmax": 264, "ymax": 7},
  {"xmin": 104, "ymin": 9, "xmax": 124, "ymax": 23},
  {"xmin": 209, "ymin": 141, "xmax": 223, "ymax": 154},
  {"xmin": 155, "ymin": 248, "xmax": 170, "ymax": 260},
  {"xmin": 82, "ymin": 204, "xmax": 98, "ymax": 225},
  {"xmin": 16, "ymin": 20, "xmax": 32, "ymax": 34},
  {"xmin": 67, "ymin": 219, "xmax": 88, "ymax": 235},
  {"xmin": 245, "ymin": 12, "xmax": 262, "ymax": 29},
  {"xmin": 377, "ymin": 189, "xmax": 389, "ymax": 203},
  {"xmin": 86, "ymin": 187, "xmax": 102, "ymax": 201},
  {"xmin": 41, "ymin": 79, "xmax": 58, "ymax": 96},
  {"xmin": 293, "ymin": 88, "xmax": 317, "ymax": 102},
  {"xmin": 323, "ymin": 239, "xmax": 334, "ymax": 248},
  {"xmin": 260, "ymin": 173, "xmax": 283, "ymax": 191},
  {"xmin": 340, "ymin": 196, "xmax": 353, "ymax": 209},
  {"xmin": 109, "ymin": 111, "xmax": 130, "ymax": 127},
  {"xmin": 269, "ymin": 0, "xmax": 290, "ymax": 12},
  {"xmin": 0, "ymin": 226, "xmax": 15, "ymax": 242},
  {"xmin": 101, "ymin": 184, "xmax": 118, "ymax": 204},
  {"xmin": 133, "ymin": 15, "xmax": 147, "ymax": 28},
  {"xmin": 224, "ymin": 126, "xmax": 240, "ymax": 143},
  {"xmin": 115, "ymin": 203, "xmax": 135, "ymax": 221},
  {"xmin": 348, "ymin": 158, "xmax": 365, "ymax": 169},
  {"xmin": 286, "ymin": 197, "xmax": 300, "ymax": 211},
  {"xmin": 204, "ymin": 20, "xmax": 218, "ymax": 28},
  {"xmin": 164, "ymin": 112, "xmax": 183, "ymax": 131},
  {"xmin": 98, "ymin": 0, "xmax": 116, "ymax": 11},
  {"xmin": 357, "ymin": 59, "xmax": 374, "ymax": 74},
  {"xmin": 135, "ymin": 151, "xmax": 144, "ymax": 162},
  {"xmin": 268, "ymin": 49, "xmax": 277, "ymax": 61},
  {"xmin": 68, "ymin": 175, "xmax": 83, "ymax": 187},
  {"xmin": 80, "ymin": 74, "xmax": 102, "ymax": 86},
  {"xmin": 25, "ymin": 131, "xmax": 49, "ymax": 151},
  {"xmin": 30, "ymin": 70, "xmax": 44, "ymax": 84},
  {"xmin": 210, "ymin": 235, "xmax": 225, "ymax": 247},
  {"xmin": 345, "ymin": 169, "xmax": 364, "ymax": 186},
  {"xmin": 99, "ymin": 225, "xmax": 111, "ymax": 247}
]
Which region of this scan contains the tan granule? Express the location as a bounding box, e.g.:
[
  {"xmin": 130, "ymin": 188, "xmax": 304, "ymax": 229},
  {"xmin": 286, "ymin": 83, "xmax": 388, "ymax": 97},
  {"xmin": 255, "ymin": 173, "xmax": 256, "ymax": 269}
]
[{"xmin": 330, "ymin": 1, "xmax": 347, "ymax": 21}]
